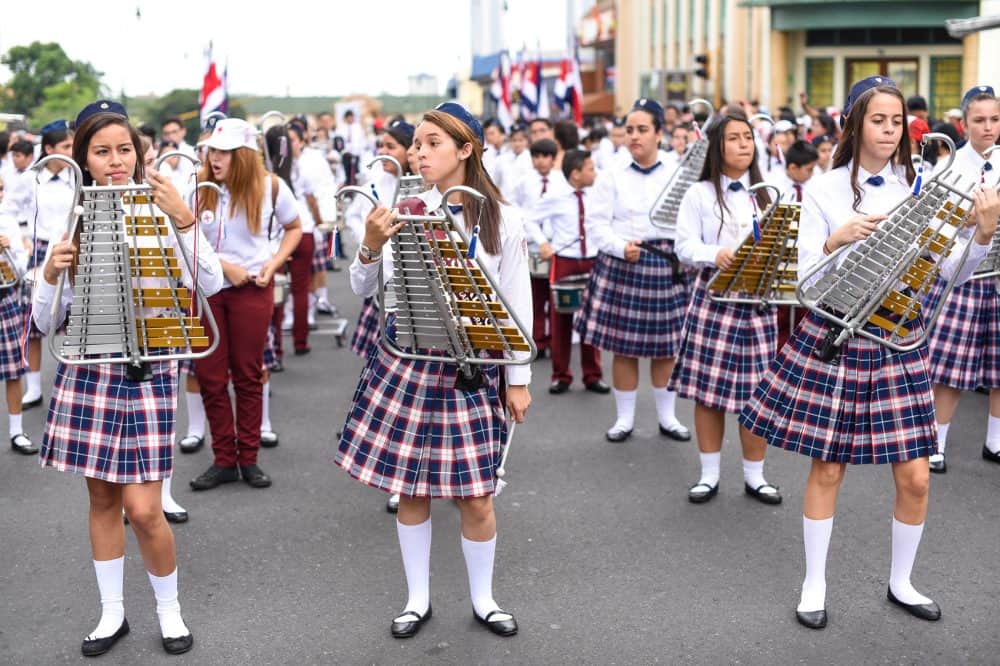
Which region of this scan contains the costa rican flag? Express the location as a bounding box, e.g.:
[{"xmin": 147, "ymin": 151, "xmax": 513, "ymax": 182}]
[
  {"xmin": 554, "ymin": 49, "xmax": 583, "ymax": 125},
  {"xmin": 199, "ymin": 44, "xmax": 227, "ymax": 125},
  {"xmin": 489, "ymin": 50, "xmax": 514, "ymax": 131},
  {"xmin": 520, "ymin": 49, "xmax": 550, "ymax": 120}
]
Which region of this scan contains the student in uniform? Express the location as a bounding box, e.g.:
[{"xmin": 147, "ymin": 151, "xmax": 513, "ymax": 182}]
[
  {"xmin": 2, "ymin": 141, "xmax": 35, "ymax": 224},
  {"xmin": 671, "ymin": 112, "xmax": 782, "ymax": 504},
  {"xmin": 497, "ymin": 123, "xmax": 532, "ymax": 200},
  {"xmin": 283, "ymin": 123, "xmax": 321, "ymax": 355},
  {"xmin": 739, "ymin": 77, "xmax": 998, "ymax": 629},
  {"xmin": 34, "ymin": 101, "xmax": 223, "ymax": 655},
  {"xmin": 527, "ymin": 149, "xmax": 608, "ymax": 394},
  {"xmin": 810, "ymin": 134, "xmax": 834, "ymax": 176},
  {"xmin": 576, "ymin": 98, "xmax": 692, "ymax": 443},
  {"xmin": 188, "ymin": 119, "xmax": 302, "ymax": 491},
  {"xmin": 336, "ymin": 102, "xmax": 531, "ymax": 638},
  {"xmin": 0, "ymin": 178, "xmax": 33, "ymax": 453},
  {"xmin": 922, "ymin": 85, "xmax": 1000, "ymax": 472}
]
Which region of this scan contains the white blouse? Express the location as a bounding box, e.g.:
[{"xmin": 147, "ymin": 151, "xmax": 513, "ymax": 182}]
[
  {"xmin": 26, "ymin": 167, "xmax": 77, "ymax": 242},
  {"xmin": 675, "ymin": 173, "xmax": 758, "ymax": 268}
]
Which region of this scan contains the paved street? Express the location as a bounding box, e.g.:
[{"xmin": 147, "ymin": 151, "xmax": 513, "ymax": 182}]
[{"xmin": 1, "ymin": 262, "xmax": 998, "ymax": 665}]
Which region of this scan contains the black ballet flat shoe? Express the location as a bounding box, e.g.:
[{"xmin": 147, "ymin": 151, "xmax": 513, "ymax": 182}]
[
  {"xmin": 688, "ymin": 482, "xmax": 719, "ymax": 504},
  {"xmin": 178, "ymin": 435, "xmax": 205, "ymax": 454},
  {"xmin": 260, "ymin": 431, "xmax": 279, "ymax": 448},
  {"xmin": 239, "ymin": 464, "xmax": 272, "ymax": 488},
  {"xmin": 744, "ymin": 482, "xmax": 783, "ymax": 505},
  {"xmin": 658, "ymin": 422, "xmax": 692, "ymax": 441},
  {"xmin": 386, "ymin": 494, "xmax": 400, "ymax": 514},
  {"xmin": 162, "ymin": 632, "xmax": 194, "ymax": 655},
  {"xmin": 81, "ymin": 618, "xmax": 130, "ymax": 657},
  {"xmin": 585, "ymin": 380, "xmax": 611, "ymax": 394},
  {"xmin": 474, "ymin": 609, "xmax": 518, "ymax": 637},
  {"xmin": 10, "ymin": 433, "xmax": 38, "ymax": 455},
  {"xmin": 164, "ymin": 510, "xmax": 189, "ymax": 524},
  {"xmin": 796, "ymin": 609, "xmax": 827, "ymax": 629},
  {"xmin": 21, "ymin": 394, "xmax": 43, "ymax": 410},
  {"xmin": 983, "ymin": 445, "xmax": 1000, "ymax": 465},
  {"xmin": 391, "ymin": 606, "xmax": 432, "ymax": 638},
  {"xmin": 928, "ymin": 454, "xmax": 947, "ymax": 474},
  {"xmin": 605, "ymin": 427, "xmax": 633, "ymax": 443},
  {"xmin": 548, "ymin": 380, "xmax": 570, "ymax": 395},
  {"xmin": 887, "ymin": 587, "xmax": 941, "ymax": 621}
]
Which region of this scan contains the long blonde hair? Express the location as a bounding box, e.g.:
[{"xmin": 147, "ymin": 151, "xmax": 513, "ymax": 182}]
[{"xmin": 198, "ymin": 147, "xmax": 266, "ymax": 233}]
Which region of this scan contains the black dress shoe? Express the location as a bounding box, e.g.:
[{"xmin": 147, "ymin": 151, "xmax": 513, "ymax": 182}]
[
  {"xmin": 548, "ymin": 380, "xmax": 570, "ymax": 395},
  {"xmin": 386, "ymin": 494, "xmax": 400, "ymax": 514},
  {"xmin": 239, "ymin": 464, "xmax": 272, "ymax": 488},
  {"xmin": 688, "ymin": 482, "xmax": 719, "ymax": 504},
  {"xmin": 744, "ymin": 482, "xmax": 783, "ymax": 505},
  {"xmin": 474, "ymin": 609, "xmax": 518, "ymax": 637},
  {"xmin": 260, "ymin": 430, "xmax": 279, "ymax": 448},
  {"xmin": 269, "ymin": 359, "xmax": 285, "ymax": 373},
  {"xmin": 796, "ymin": 609, "xmax": 827, "ymax": 629},
  {"xmin": 178, "ymin": 435, "xmax": 205, "ymax": 454},
  {"xmin": 21, "ymin": 394, "xmax": 43, "ymax": 410},
  {"xmin": 294, "ymin": 347, "xmax": 311, "ymax": 356},
  {"xmin": 162, "ymin": 632, "xmax": 194, "ymax": 655},
  {"xmin": 391, "ymin": 606, "xmax": 431, "ymax": 638},
  {"xmin": 81, "ymin": 618, "xmax": 130, "ymax": 657},
  {"xmin": 189, "ymin": 465, "xmax": 239, "ymax": 490},
  {"xmin": 887, "ymin": 587, "xmax": 941, "ymax": 621},
  {"xmin": 983, "ymin": 445, "xmax": 1000, "ymax": 465},
  {"xmin": 164, "ymin": 510, "xmax": 189, "ymax": 524},
  {"xmin": 605, "ymin": 427, "xmax": 633, "ymax": 443},
  {"xmin": 659, "ymin": 422, "xmax": 692, "ymax": 441},
  {"xmin": 10, "ymin": 433, "xmax": 38, "ymax": 454},
  {"xmin": 928, "ymin": 454, "xmax": 946, "ymax": 474},
  {"xmin": 585, "ymin": 380, "xmax": 611, "ymax": 394}
]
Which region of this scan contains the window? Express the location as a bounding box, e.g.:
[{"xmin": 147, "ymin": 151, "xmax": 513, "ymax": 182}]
[
  {"xmin": 806, "ymin": 58, "xmax": 834, "ymax": 110},
  {"xmin": 930, "ymin": 57, "xmax": 962, "ymax": 120}
]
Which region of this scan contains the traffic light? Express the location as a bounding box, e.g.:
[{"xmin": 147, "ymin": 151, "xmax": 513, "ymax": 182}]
[{"xmin": 694, "ymin": 54, "xmax": 710, "ymax": 79}]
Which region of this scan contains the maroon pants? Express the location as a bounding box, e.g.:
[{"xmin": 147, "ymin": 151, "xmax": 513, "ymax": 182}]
[
  {"xmin": 550, "ymin": 256, "xmax": 602, "ymax": 385},
  {"xmin": 775, "ymin": 304, "xmax": 806, "ymax": 351},
  {"xmin": 288, "ymin": 233, "xmax": 314, "ymax": 351},
  {"xmin": 196, "ymin": 284, "xmax": 273, "ymax": 468},
  {"xmin": 531, "ymin": 276, "xmax": 550, "ymax": 352}
]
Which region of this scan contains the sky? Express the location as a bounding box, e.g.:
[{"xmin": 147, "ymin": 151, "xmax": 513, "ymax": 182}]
[{"xmin": 0, "ymin": 0, "xmax": 570, "ymax": 98}]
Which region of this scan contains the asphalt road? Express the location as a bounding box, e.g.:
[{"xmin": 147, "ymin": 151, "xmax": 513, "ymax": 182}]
[{"xmin": 2, "ymin": 263, "xmax": 999, "ymax": 665}]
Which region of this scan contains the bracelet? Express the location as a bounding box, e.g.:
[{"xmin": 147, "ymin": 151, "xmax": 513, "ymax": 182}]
[
  {"xmin": 822, "ymin": 239, "xmax": 832, "ymax": 255},
  {"xmin": 175, "ymin": 222, "xmax": 196, "ymax": 231}
]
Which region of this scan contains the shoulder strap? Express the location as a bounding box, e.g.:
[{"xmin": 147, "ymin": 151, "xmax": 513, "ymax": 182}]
[{"xmin": 267, "ymin": 174, "xmax": 279, "ymax": 240}]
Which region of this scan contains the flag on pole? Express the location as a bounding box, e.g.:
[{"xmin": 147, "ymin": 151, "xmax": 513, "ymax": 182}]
[
  {"xmin": 554, "ymin": 49, "xmax": 583, "ymax": 125},
  {"xmin": 520, "ymin": 48, "xmax": 549, "ymax": 120},
  {"xmin": 199, "ymin": 43, "xmax": 226, "ymax": 125},
  {"xmin": 489, "ymin": 50, "xmax": 514, "ymax": 131}
]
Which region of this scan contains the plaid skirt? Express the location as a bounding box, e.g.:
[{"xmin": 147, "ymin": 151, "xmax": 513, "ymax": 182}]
[
  {"xmin": 739, "ymin": 311, "xmax": 936, "ymax": 465},
  {"xmin": 25, "ymin": 238, "xmax": 49, "ymax": 340},
  {"xmin": 350, "ymin": 297, "xmax": 381, "ymax": 359},
  {"xmin": 669, "ymin": 275, "xmax": 777, "ymax": 413},
  {"xmin": 922, "ymin": 276, "xmax": 1000, "ymax": 390},
  {"xmin": 335, "ymin": 318, "xmax": 507, "ymax": 498},
  {"xmin": 0, "ymin": 288, "xmax": 27, "ymax": 381},
  {"xmin": 575, "ymin": 240, "xmax": 689, "ymax": 358},
  {"xmin": 40, "ymin": 357, "xmax": 179, "ymax": 483},
  {"xmin": 313, "ymin": 233, "xmax": 329, "ymax": 273}
]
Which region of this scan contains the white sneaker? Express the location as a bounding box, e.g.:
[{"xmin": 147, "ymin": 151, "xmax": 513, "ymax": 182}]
[
  {"xmin": 281, "ymin": 316, "xmax": 293, "ymax": 332},
  {"xmin": 316, "ymin": 298, "xmax": 336, "ymax": 316}
]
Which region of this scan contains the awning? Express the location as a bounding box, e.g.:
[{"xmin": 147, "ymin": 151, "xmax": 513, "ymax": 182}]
[{"xmin": 737, "ymin": 0, "xmax": 977, "ymax": 31}]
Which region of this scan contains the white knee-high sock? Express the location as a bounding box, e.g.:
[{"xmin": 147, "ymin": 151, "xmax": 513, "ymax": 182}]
[
  {"xmin": 25, "ymin": 371, "xmax": 41, "ymax": 397},
  {"xmin": 461, "ymin": 534, "xmax": 511, "ymax": 621},
  {"xmin": 396, "ymin": 519, "xmax": 431, "ymax": 618},
  {"xmin": 889, "ymin": 517, "xmax": 933, "ymax": 605},
  {"xmin": 260, "ymin": 381, "xmax": 272, "ymax": 433},
  {"xmin": 88, "ymin": 557, "xmax": 125, "ymax": 640},
  {"xmin": 934, "ymin": 422, "xmax": 949, "ymax": 456},
  {"xmin": 148, "ymin": 569, "xmax": 190, "ymax": 639},
  {"xmin": 611, "ymin": 389, "xmax": 636, "ymax": 432},
  {"xmin": 9, "ymin": 412, "xmax": 22, "ymax": 437},
  {"xmin": 185, "ymin": 391, "xmax": 205, "ymax": 439},
  {"xmin": 652, "ymin": 387, "xmax": 681, "ymax": 427},
  {"xmin": 160, "ymin": 476, "xmax": 186, "ymax": 514},
  {"xmin": 798, "ymin": 516, "xmax": 833, "ymax": 613},
  {"xmin": 987, "ymin": 415, "xmax": 1000, "ymax": 453},
  {"xmin": 698, "ymin": 452, "xmax": 721, "ymax": 486},
  {"xmin": 742, "ymin": 458, "xmax": 774, "ymax": 491}
]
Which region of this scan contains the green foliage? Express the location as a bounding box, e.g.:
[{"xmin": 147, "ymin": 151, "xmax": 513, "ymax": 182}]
[
  {"xmin": 129, "ymin": 89, "xmax": 246, "ymax": 141},
  {"xmin": 2, "ymin": 41, "xmax": 103, "ymax": 117}
]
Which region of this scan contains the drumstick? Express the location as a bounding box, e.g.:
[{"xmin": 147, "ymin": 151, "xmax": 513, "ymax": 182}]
[{"xmin": 493, "ymin": 422, "xmax": 516, "ymax": 497}]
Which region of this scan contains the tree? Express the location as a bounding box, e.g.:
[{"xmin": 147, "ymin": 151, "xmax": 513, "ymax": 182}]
[
  {"xmin": 132, "ymin": 89, "xmax": 246, "ymax": 141},
  {"xmin": 2, "ymin": 42, "xmax": 103, "ymax": 115}
]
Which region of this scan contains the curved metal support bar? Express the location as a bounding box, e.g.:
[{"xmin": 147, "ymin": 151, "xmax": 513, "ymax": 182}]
[
  {"xmin": 257, "ymin": 111, "xmax": 287, "ymax": 171},
  {"xmin": 336, "ymin": 185, "xmax": 378, "ymax": 209},
  {"xmin": 983, "ymin": 145, "xmax": 1000, "ymax": 160},
  {"xmin": 154, "ymin": 150, "xmax": 201, "ymax": 172},
  {"xmin": 687, "ymin": 97, "xmax": 715, "ymax": 117},
  {"xmin": 366, "ymin": 155, "xmax": 402, "ymax": 204},
  {"xmin": 748, "ymin": 113, "xmax": 775, "ymax": 126},
  {"xmin": 439, "ymin": 185, "xmax": 487, "ymax": 206},
  {"xmin": 921, "ymin": 132, "xmax": 956, "ymax": 183},
  {"xmin": 187, "ymin": 181, "xmax": 224, "ymax": 216}
]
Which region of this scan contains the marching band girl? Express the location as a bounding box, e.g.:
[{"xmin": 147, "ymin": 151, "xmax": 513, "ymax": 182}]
[
  {"xmin": 34, "ymin": 101, "xmax": 223, "ymax": 655},
  {"xmin": 188, "ymin": 118, "xmax": 302, "ymax": 492},
  {"xmin": 739, "ymin": 78, "xmax": 998, "ymax": 629},
  {"xmin": 672, "ymin": 112, "xmax": 782, "ymax": 505},
  {"xmin": 0, "ymin": 179, "xmax": 32, "ymax": 453},
  {"xmin": 336, "ymin": 103, "xmax": 531, "ymax": 638},
  {"xmin": 923, "ymin": 85, "xmax": 1000, "ymax": 473},
  {"xmin": 576, "ymin": 98, "xmax": 691, "ymax": 443}
]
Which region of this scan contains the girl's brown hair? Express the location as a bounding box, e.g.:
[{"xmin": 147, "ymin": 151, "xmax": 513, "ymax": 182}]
[
  {"xmin": 420, "ymin": 110, "xmax": 504, "ymax": 256},
  {"xmin": 197, "ymin": 147, "xmax": 266, "ymax": 234},
  {"xmin": 698, "ymin": 113, "xmax": 769, "ymax": 239},
  {"xmin": 832, "ymin": 85, "xmax": 914, "ymax": 212}
]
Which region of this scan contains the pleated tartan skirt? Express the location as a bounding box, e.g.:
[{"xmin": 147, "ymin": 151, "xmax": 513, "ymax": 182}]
[
  {"xmin": 575, "ymin": 240, "xmax": 689, "ymax": 358},
  {"xmin": 922, "ymin": 276, "xmax": 1000, "ymax": 391},
  {"xmin": 40, "ymin": 358, "xmax": 178, "ymax": 483},
  {"xmin": 335, "ymin": 317, "xmax": 507, "ymax": 498},
  {"xmin": 669, "ymin": 275, "xmax": 777, "ymax": 413},
  {"xmin": 26, "ymin": 238, "xmax": 49, "ymax": 340},
  {"xmin": 350, "ymin": 296, "xmax": 381, "ymax": 359},
  {"xmin": 739, "ymin": 311, "xmax": 937, "ymax": 465},
  {"xmin": 313, "ymin": 233, "xmax": 329, "ymax": 273},
  {"xmin": 0, "ymin": 288, "xmax": 27, "ymax": 381}
]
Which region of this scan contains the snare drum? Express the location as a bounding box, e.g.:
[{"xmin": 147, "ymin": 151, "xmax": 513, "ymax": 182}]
[
  {"xmin": 273, "ymin": 273, "xmax": 289, "ymax": 305},
  {"xmin": 551, "ymin": 274, "xmax": 590, "ymax": 314},
  {"xmin": 529, "ymin": 253, "xmax": 551, "ymax": 279}
]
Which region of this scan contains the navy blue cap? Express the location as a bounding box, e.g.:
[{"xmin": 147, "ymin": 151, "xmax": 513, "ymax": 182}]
[
  {"xmin": 74, "ymin": 100, "xmax": 128, "ymax": 128},
  {"xmin": 40, "ymin": 119, "xmax": 69, "ymax": 135},
  {"xmin": 434, "ymin": 102, "xmax": 484, "ymax": 145},
  {"xmin": 810, "ymin": 134, "xmax": 832, "ymax": 147},
  {"xmin": 387, "ymin": 119, "xmax": 415, "ymax": 146},
  {"xmin": 842, "ymin": 76, "xmax": 897, "ymax": 123},
  {"xmin": 630, "ymin": 98, "xmax": 664, "ymax": 124},
  {"xmin": 962, "ymin": 85, "xmax": 996, "ymax": 109}
]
